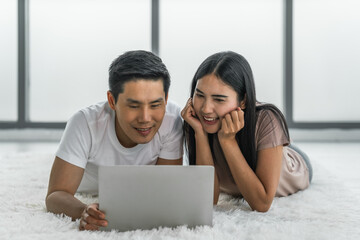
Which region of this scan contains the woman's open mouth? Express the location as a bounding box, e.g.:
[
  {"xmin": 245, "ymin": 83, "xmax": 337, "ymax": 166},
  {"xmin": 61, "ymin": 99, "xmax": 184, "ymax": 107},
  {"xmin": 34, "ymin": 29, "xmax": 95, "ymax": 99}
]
[{"xmin": 203, "ymin": 116, "xmax": 218, "ymax": 125}]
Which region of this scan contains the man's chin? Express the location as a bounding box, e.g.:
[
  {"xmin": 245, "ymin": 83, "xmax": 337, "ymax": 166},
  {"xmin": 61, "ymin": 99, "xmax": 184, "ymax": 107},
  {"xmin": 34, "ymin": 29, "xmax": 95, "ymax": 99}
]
[
  {"xmin": 136, "ymin": 139, "xmax": 152, "ymax": 144},
  {"xmin": 133, "ymin": 134, "xmax": 155, "ymax": 144}
]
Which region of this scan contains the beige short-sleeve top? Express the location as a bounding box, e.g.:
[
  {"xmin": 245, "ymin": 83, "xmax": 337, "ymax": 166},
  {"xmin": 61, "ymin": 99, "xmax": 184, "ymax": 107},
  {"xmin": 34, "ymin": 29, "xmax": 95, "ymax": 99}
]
[{"xmin": 212, "ymin": 109, "xmax": 309, "ymax": 197}]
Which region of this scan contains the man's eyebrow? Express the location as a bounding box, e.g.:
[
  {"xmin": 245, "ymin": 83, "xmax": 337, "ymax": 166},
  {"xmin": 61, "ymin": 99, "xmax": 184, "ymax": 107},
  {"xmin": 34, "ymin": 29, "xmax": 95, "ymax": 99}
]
[
  {"xmin": 149, "ymin": 98, "xmax": 165, "ymax": 104},
  {"xmin": 195, "ymin": 88, "xmax": 228, "ymax": 98},
  {"xmin": 126, "ymin": 99, "xmax": 141, "ymax": 104},
  {"xmin": 126, "ymin": 98, "xmax": 164, "ymax": 104}
]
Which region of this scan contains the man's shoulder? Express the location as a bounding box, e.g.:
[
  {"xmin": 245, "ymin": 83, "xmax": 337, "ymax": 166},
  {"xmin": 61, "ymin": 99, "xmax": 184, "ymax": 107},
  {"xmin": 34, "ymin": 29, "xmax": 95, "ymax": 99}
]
[
  {"xmin": 65, "ymin": 101, "xmax": 112, "ymax": 134},
  {"xmin": 77, "ymin": 101, "xmax": 112, "ymax": 122},
  {"xmin": 79, "ymin": 101, "xmax": 110, "ymax": 115},
  {"xmin": 158, "ymin": 100, "xmax": 182, "ymax": 134},
  {"xmin": 162, "ymin": 100, "xmax": 182, "ymax": 125},
  {"xmin": 164, "ymin": 100, "xmax": 181, "ymax": 121}
]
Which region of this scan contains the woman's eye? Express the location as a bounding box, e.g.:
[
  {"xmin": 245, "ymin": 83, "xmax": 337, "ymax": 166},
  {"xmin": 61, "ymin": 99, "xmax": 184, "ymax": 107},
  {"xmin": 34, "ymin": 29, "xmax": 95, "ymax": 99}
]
[
  {"xmin": 215, "ymin": 98, "xmax": 224, "ymax": 102},
  {"xmin": 195, "ymin": 93, "xmax": 204, "ymax": 98}
]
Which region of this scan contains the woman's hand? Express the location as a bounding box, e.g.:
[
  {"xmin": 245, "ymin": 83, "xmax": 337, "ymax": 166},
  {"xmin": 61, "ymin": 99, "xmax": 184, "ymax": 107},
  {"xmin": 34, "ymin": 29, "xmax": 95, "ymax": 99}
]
[
  {"xmin": 79, "ymin": 203, "xmax": 108, "ymax": 231},
  {"xmin": 181, "ymin": 98, "xmax": 204, "ymax": 134},
  {"xmin": 218, "ymin": 107, "xmax": 244, "ymax": 142}
]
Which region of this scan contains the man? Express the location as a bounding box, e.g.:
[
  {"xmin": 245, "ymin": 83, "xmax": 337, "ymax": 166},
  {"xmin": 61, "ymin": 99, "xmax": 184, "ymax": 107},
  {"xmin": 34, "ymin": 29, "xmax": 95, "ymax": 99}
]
[{"xmin": 45, "ymin": 50, "xmax": 183, "ymax": 231}]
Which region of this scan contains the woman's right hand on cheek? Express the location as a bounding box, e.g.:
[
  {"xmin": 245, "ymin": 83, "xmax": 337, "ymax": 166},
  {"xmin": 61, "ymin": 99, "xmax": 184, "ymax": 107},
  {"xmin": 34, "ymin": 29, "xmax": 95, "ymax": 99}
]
[
  {"xmin": 79, "ymin": 203, "xmax": 108, "ymax": 231},
  {"xmin": 181, "ymin": 98, "xmax": 204, "ymax": 134}
]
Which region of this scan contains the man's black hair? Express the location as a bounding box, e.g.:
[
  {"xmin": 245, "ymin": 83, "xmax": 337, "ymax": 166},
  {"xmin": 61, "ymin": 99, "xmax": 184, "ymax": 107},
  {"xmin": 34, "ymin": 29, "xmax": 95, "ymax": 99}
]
[{"xmin": 108, "ymin": 50, "xmax": 170, "ymax": 102}]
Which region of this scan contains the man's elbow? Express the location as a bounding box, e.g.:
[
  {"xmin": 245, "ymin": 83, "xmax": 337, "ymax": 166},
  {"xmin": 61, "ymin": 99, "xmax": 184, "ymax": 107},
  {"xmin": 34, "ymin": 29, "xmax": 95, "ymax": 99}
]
[
  {"xmin": 45, "ymin": 192, "xmax": 53, "ymax": 212},
  {"xmin": 45, "ymin": 191, "xmax": 59, "ymax": 213}
]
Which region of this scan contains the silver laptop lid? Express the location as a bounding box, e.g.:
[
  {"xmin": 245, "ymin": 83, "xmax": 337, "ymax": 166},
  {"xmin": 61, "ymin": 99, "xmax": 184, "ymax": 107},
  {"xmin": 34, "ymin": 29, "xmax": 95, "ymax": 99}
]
[{"xmin": 98, "ymin": 165, "xmax": 214, "ymax": 232}]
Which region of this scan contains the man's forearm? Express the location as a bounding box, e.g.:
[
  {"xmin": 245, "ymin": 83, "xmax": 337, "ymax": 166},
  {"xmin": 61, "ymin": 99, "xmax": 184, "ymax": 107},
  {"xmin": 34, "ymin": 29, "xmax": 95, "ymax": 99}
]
[{"xmin": 46, "ymin": 191, "xmax": 86, "ymax": 221}]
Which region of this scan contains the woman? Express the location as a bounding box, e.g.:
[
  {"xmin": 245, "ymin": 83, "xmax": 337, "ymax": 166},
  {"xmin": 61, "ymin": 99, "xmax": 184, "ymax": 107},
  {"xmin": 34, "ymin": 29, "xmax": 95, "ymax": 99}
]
[{"xmin": 181, "ymin": 51, "xmax": 312, "ymax": 212}]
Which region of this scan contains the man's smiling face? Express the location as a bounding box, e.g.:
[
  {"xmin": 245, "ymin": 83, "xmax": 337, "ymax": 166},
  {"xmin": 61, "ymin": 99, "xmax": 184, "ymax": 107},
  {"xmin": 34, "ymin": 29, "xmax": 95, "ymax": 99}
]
[{"xmin": 108, "ymin": 79, "xmax": 167, "ymax": 148}]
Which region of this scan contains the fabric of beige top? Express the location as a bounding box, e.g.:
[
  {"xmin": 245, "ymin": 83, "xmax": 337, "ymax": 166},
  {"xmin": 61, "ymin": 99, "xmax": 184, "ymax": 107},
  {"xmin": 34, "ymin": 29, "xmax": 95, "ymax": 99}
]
[{"xmin": 212, "ymin": 109, "xmax": 309, "ymax": 197}]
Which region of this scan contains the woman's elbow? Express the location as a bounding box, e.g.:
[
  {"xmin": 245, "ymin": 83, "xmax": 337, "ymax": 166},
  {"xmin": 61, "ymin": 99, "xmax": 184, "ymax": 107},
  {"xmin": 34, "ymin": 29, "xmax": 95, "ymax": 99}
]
[
  {"xmin": 254, "ymin": 204, "xmax": 271, "ymax": 212},
  {"xmin": 251, "ymin": 200, "xmax": 273, "ymax": 212}
]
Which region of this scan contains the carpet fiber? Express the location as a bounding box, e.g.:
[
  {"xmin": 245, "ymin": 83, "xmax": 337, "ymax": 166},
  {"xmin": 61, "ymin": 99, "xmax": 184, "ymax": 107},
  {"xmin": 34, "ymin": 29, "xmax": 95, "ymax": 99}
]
[{"xmin": 1, "ymin": 151, "xmax": 360, "ymax": 240}]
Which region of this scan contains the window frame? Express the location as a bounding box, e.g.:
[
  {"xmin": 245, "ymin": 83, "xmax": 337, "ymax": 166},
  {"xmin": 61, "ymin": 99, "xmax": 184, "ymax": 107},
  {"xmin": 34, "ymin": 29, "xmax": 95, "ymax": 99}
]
[{"xmin": 1, "ymin": 0, "xmax": 359, "ymax": 129}]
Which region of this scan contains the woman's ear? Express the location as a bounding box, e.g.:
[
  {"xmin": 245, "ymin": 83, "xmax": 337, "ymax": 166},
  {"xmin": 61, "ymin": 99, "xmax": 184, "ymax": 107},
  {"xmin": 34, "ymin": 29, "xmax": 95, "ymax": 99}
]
[
  {"xmin": 240, "ymin": 94, "xmax": 247, "ymax": 110},
  {"xmin": 107, "ymin": 91, "xmax": 116, "ymax": 110}
]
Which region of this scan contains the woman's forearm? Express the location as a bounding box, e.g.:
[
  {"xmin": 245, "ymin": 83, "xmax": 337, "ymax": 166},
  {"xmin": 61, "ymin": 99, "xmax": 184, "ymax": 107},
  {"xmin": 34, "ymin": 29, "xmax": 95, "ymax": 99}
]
[
  {"xmin": 194, "ymin": 133, "xmax": 220, "ymax": 204},
  {"xmin": 219, "ymin": 139, "xmax": 273, "ymax": 212}
]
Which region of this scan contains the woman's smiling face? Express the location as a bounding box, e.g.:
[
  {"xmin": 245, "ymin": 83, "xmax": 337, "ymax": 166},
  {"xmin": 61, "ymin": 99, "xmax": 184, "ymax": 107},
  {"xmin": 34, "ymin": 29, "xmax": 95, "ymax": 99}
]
[{"xmin": 192, "ymin": 74, "xmax": 239, "ymax": 134}]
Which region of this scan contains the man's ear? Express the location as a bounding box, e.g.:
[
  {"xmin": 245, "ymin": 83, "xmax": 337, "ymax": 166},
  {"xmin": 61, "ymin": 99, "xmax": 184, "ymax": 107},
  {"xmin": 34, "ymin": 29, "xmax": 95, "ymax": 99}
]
[
  {"xmin": 165, "ymin": 93, "xmax": 169, "ymax": 105},
  {"xmin": 240, "ymin": 94, "xmax": 247, "ymax": 110},
  {"xmin": 107, "ymin": 91, "xmax": 116, "ymax": 110}
]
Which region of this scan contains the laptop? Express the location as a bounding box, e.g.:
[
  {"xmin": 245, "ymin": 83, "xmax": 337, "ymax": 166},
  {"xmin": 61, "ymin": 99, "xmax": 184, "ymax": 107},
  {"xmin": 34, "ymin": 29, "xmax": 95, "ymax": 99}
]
[{"xmin": 98, "ymin": 165, "xmax": 214, "ymax": 232}]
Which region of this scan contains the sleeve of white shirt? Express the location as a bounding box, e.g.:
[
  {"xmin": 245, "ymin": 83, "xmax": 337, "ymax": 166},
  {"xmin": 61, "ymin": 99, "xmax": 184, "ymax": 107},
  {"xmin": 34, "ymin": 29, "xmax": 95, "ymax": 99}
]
[
  {"xmin": 55, "ymin": 111, "xmax": 91, "ymax": 169},
  {"xmin": 158, "ymin": 106, "xmax": 184, "ymax": 160}
]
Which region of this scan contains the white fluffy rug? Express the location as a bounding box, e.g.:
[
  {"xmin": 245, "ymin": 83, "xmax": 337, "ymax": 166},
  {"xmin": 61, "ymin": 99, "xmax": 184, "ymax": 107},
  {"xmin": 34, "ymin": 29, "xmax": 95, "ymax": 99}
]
[{"xmin": 1, "ymin": 151, "xmax": 360, "ymax": 240}]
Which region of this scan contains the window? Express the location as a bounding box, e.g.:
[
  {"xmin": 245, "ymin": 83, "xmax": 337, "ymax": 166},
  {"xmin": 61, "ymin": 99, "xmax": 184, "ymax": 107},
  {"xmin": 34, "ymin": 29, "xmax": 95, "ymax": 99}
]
[
  {"xmin": 2, "ymin": 0, "xmax": 360, "ymax": 130},
  {"xmin": 29, "ymin": 0, "xmax": 151, "ymax": 122},
  {"xmin": 160, "ymin": 0, "xmax": 283, "ymax": 110},
  {"xmin": 293, "ymin": 0, "xmax": 360, "ymax": 122},
  {"xmin": 0, "ymin": 0, "xmax": 17, "ymax": 121}
]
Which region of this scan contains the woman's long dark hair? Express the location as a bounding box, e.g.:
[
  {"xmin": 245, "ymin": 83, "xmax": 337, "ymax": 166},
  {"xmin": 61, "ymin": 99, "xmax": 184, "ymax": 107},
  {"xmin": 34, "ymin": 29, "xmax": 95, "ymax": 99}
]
[{"xmin": 183, "ymin": 51, "xmax": 289, "ymax": 171}]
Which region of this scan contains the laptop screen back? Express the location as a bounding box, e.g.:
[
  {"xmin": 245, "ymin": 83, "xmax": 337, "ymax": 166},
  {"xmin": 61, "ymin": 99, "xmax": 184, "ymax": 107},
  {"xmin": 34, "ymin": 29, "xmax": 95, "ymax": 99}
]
[{"xmin": 98, "ymin": 165, "xmax": 214, "ymax": 231}]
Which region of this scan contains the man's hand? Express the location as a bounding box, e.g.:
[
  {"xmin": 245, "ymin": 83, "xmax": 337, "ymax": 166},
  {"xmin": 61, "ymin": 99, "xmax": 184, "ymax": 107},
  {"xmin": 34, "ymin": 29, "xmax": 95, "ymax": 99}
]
[{"xmin": 79, "ymin": 203, "xmax": 108, "ymax": 231}]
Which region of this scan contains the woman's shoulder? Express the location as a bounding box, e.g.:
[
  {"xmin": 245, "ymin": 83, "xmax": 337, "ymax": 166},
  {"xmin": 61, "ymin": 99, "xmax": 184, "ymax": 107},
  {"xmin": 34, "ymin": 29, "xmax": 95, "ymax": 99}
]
[
  {"xmin": 256, "ymin": 103, "xmax": 285, "ymax": 122},
  {"xmin": 256, "ymin": 105, "xmax": 279, "ymax": 124},
  {"xmin": 255, "ymin": 103, "xmax": 290, "ymax": 150}
]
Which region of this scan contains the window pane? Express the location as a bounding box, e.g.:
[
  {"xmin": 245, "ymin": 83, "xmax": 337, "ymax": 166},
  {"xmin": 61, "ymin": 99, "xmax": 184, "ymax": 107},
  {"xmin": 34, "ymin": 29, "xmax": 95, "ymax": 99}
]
[
  {"xmin": 294, "ymin": 0, "xmax": 360, "ymax": 122},
  {"xmin": 0, "ymin": 0, "xmax": 17, "ymax": 121},
  {"xmin": 29, "ymin": 0, "xmax": 151, "ymax": 122},
  {"xmin": 160, "ymin": 0, "xmax": 283, "ymax": 110}
]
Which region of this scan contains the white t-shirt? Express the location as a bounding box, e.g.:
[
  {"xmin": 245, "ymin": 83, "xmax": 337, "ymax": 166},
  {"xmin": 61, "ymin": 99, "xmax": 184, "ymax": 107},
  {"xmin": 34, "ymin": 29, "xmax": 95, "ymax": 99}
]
[{"xmin": 56, "ymin": 100, "xmax": 183, "ymax": 193}]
